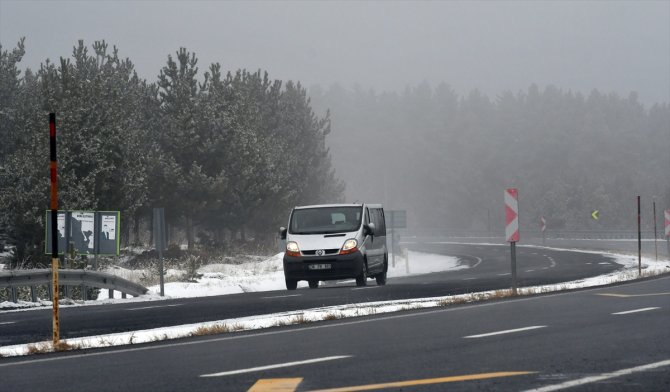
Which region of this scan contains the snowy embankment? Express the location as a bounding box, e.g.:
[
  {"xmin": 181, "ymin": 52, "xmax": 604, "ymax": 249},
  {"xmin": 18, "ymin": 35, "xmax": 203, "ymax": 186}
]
[{"xmin": 0, "ymin": 248, "xmax": 668, "ymax": 357}]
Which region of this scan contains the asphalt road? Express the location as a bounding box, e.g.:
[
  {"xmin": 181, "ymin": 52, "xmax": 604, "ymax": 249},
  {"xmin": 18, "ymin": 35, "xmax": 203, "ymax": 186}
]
[
  {"xmin": 0, "ymin": 244, "xmax": 621, "ymax": 346},
  {"xmin": 1, "ymin": 275, "xmax": 668, "ymax": 391}
]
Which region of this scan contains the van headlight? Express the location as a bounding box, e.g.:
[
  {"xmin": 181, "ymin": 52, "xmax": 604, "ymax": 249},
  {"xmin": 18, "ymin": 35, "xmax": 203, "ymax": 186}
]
[
  {"xmin": 286, "ymin": 241, "xmax": 300, "ymax": 257},
  {"xmin": 339, "ymin": 239, "xmax": 358, "ymax": 255}
]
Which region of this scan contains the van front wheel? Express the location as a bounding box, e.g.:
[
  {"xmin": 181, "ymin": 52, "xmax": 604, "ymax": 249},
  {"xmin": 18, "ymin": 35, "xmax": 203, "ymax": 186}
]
[
  {"xmin": 356, "ymin": 263, "xmax": 367, "ymax": 287},
  {"xmin": 286, "ymin": 279, "xmax": 298, "ymax": 290}
]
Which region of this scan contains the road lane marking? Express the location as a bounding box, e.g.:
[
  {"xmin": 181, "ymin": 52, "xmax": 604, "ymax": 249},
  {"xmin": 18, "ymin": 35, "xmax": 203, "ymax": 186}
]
[
  {"xmin": 248, "ymin": 378, "xmax": 303, "ymax": 392},
  {"xmin": 127, "ymin": 304, "xmax": 183, "ymax": 311},
  {"xmin": 200, "ymin": 355, "xmax": 351, "ymax": 378},
  {"xmin": 351, "ymin": 286, "xmax": 379, "ymax": 291},
  {"xmin": 462, "ymin": 278, "xmax": 477, "ymax": 281},
  {"xmin": 464, "ymin": 326, "xmax": 546, "ymax": 339},
  {"xmin": 522, "ymin": 359, "xmax": 670, "ymax": 392},
  {"xmin": 261, "ymin": 294, "xmax": 302, "ymax": 299},
  {"xmin": 597, "ymin": 292, "xmax": 670, "ymax": 298},
  {"xmin": 612, "ymin": 307, "xmax": 659, "ymax": 315},
  {"xmin": 308, "ymin": 371, "xmax": 536, "ymax": 392},
  {"xmin": 497, "ymin": 273, "xmax": 511, "ymax": 276},
  {"xmin": 0, "ymin": 321, "xmax": 16, "ymax": 325},
  {"xmin": 525, "ymin": 270, "xmax": 535, "ymax": 273}
]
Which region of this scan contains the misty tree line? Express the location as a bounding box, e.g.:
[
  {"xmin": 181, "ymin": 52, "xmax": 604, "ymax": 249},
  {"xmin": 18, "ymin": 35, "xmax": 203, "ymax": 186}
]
[
  {"xmin": 310, "ymin": 82, "xmax": 669, "ymax": 232},
  {"xmin": 0, "ymin": 39, "xmax": 343, "ymax": 266}
]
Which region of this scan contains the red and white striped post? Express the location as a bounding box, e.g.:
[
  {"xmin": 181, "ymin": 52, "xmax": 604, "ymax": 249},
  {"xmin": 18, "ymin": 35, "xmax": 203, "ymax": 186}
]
[{"xmin": 505, "ymin": 188, "xmax": 519, "ymax": 294}]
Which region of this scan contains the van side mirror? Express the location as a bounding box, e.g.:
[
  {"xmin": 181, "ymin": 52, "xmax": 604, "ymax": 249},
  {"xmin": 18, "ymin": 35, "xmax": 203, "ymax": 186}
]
[
  {"xmin": 279, "ymin": 227, "xmax": 287, "ymax": 240},
  {"xmin": 365, "ymin": 222, "xmax": 376, "ymax": 236}
]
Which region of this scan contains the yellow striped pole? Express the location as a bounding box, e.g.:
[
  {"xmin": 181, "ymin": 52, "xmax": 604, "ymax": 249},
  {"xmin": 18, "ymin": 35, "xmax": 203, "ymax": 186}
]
[{"xmin": 49, "ymin": 113, "xmax": 60, "ymax": 344}]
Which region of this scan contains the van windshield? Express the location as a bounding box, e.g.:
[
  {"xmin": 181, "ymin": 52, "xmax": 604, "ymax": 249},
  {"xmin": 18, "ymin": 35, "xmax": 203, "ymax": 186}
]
[{"xmin": 289, "ymin": 206, "xmax": 363, "ymax": 235}]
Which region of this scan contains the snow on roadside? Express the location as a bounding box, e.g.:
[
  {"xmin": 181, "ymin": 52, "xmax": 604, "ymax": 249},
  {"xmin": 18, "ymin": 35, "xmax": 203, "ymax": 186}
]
[{"xmin": 1, "ymin": 247, "xmax": 668, "ymax": 357}]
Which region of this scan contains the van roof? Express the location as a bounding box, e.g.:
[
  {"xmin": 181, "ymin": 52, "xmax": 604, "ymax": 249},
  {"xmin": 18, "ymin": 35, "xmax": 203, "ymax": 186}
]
[{"xmin": 293, "ymin": 203, "xmax": 383, "ymax": 210}]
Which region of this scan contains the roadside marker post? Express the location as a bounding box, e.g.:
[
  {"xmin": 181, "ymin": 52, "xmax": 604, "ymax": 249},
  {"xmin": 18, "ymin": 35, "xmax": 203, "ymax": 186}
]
[
  {"xmin": 540, "ymin": 216, "xmax": 546, "ymax": 245},
  {"xmin": 637, "ymin": 196, "xmax": 641, "ymax": 276},
  {"xmin": 48, "ymin": 113, "xmax": 60, "ymax": 345},
  {"xmin": 505, "ymin": 188, "xmax": 519, "ymax": 295},
  {"xmin": 153, "ymin": 208, "xmax": 167, "ymax": 296},
  {"xmin": 652, "ymin": 200, "xmax": 657, "ymax": 261},
  {"xmin": 664, "ymin": 209, "xmax": 669, "ymax": 259}
]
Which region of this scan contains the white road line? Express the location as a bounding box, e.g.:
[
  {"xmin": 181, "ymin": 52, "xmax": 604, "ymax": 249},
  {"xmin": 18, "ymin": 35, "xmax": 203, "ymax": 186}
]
[
  {"xmin": 525, "ymin": 270, "xmax": 535, "ymax": 273},
  {"xmin": 612, "ymin": 307, "xmax": 660, "ymax": 315},
  {"xmin": 127, "ymin": 304, "xmax": 183, "ymax": 311},
  {"xmin": 522, "ymin": 359, "xmax": 670, "ymax": 392},
  {"xmin": 261, "ymin": 294, "xmax": 302, "ymax": 299},
  {"xmin": 497, "ymin": 273, "xmax": 511, "ymax": 276},
  {"xmin": 199, "ymin": 355, "xmax": 352, "ymax": 377},
  {"xmin": 464, "ymin": 326, "xmax": 546, "ymax": 339},
  {"xmin": 0, "ymin": 321, "xmax": 16, "ymax": 325},
  {"xmin": 462, "ymin": 278, "xmax": 477, "ymax": 281},
  {"xmin": 351, "ymin": 286, "xmax": 380, "ymax": 291}
]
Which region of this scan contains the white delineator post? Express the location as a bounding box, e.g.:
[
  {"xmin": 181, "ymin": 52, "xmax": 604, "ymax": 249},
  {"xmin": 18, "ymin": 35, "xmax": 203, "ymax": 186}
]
[
  {"xmin": 505, "ymin": 188, "xmax": 519, "ymax": 294},
  {"xmin": 540, "ymin": 216, "xmax": 546, "ymax": 245},
  {"xmin": 665, "ymin": 209, "xmax": 670, "ymax": 260}
]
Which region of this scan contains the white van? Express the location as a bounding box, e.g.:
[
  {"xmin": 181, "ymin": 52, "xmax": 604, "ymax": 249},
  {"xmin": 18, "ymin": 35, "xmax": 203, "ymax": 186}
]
[{"xmin": 279, "ymin": 204, "xmax": 388, "ymax": 290}]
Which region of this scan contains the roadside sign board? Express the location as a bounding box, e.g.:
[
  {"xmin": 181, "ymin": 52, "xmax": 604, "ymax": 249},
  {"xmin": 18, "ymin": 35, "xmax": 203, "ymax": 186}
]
[
  {"xmin": 505, "ymin": 188, "xmax": 519, "ymax": 242},
  {"xmin": 387, "ymin": 210, "xmax": 407, "ymax": 229},
  {"xmin": 45, "ymin": 210, "xmax": 120, "ymax": 255}
]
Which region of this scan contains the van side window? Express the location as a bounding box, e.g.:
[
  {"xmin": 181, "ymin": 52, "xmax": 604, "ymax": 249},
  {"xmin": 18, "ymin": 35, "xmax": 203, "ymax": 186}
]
[{"xmin": 374, "ymin": 209, "xmax": 386, "ymax": 234}]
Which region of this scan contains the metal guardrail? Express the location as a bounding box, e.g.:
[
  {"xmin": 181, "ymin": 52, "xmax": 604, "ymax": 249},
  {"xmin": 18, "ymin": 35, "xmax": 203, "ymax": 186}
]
[
  {"xmin": 405, "ymin": 229, "xmax": 659, "ymax": 240},
  {"xmin": 0, "ymin": 269, "xmax": 148, "ymax": 303}
]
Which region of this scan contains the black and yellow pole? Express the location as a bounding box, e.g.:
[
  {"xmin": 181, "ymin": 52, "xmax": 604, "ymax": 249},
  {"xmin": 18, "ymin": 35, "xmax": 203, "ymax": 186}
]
[{"xmin": 49, "ymin": 113, "xmax": 60, "ymax": 344}]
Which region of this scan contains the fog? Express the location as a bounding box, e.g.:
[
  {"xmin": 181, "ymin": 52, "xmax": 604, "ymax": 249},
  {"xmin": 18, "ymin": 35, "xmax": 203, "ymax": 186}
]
[
  {"xmin": 1, "ymin": 0, "xmax": 668, "ymax": 239},
  {"xmin": 1, "ymin": 1, "xmax": 668, "ymax": 103}
]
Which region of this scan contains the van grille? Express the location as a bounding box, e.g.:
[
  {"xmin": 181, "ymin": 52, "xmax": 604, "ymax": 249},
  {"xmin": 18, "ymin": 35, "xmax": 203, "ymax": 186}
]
[{"xmin": 302, "ymin": 249, "xmax": 340, "ymax": 256}]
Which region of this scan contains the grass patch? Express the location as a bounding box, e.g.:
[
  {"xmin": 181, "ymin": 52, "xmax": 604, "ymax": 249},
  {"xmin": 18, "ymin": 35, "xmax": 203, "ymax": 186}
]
[{"xmin": 191, "ymin": 324, "xmax": 231, "ymax": 336}]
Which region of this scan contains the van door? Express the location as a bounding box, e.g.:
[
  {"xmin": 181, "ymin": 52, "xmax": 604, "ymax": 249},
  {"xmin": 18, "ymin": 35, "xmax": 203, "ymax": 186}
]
[{"xmin": 367, "ymin": 207, "xmax": 385, "ymax": 272}]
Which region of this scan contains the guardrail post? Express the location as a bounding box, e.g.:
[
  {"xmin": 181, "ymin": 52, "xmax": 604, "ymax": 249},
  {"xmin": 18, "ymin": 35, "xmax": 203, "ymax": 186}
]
[
  {"xmin": 80, "ymin": 284, "xmax": 87, "ymax": 301},
  {"xmin": 11, "ymin": 286, "xmax": 18, "ymax": 303},
  {"xmin": 121, "ymin": 292, "xmax": 127, "ymax": 299},
  {"xmin": 31, "ymin": 286, "xmax": 37, "ymax": 302},
  {"xmin": 108, "ymin": 289, "xmax": 114, "ymax": 299},
  {"xmin": 47, "ymin": 283, "xmax": 53, "ymax": 301},
  {"xmin": 64, "ymin": 285, "xmax": 70, "ymax": 299}
]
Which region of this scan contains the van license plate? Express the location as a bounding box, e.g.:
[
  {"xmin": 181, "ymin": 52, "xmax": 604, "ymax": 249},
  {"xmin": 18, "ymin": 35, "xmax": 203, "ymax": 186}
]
[{"xmin": 309, "ymin": 264, "xmax": 331, "ymax": 270}]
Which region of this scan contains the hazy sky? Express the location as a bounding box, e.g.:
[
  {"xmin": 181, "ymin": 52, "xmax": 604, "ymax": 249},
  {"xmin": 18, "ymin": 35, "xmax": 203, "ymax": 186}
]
[{"xmin": 1, "ymin": 0, "xmax": 668, "ymax": 104}]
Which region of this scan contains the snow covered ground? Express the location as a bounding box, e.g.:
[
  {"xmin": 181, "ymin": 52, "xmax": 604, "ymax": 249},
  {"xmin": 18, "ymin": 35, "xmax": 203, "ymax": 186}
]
[{"xmin": 0, "ymin": 248, "xmax": 668, "ymax": 357}]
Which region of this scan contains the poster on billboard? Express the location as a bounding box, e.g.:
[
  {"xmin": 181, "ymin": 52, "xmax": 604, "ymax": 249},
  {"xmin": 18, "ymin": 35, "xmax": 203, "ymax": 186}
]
[
  {"xmin": 98, "ymin": 212, "xmax": 120, "ymax": 255},
  {"xmin": 70, "ymin": 211, "xmax": 95, "ymax": 254}
]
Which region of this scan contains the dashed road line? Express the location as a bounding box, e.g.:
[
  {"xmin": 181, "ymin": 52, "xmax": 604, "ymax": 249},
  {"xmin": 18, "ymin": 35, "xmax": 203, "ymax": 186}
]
[
  {"xmin": 612, "ymin": 307, "xmax": 660, "ymax": 315},
  {"xmin": 525, "ymin": 270, "xmax": 535, "ymax": 273},
  {"xmin": 0, "ymin": 321, "xmax": 16, "ymax": 325},
  {"xmin": 462, "ymin": 278, "xmax": 477, "ymax": 281},
  {"xmin": 498, "ymin": 273, "xmax": 511, "ymax": 276},
  {"xmin": 127, "ymin": 304, "xmax": 183, "ymax": 311},
  {"xmin": 262, "ymin": 294, "xmax": 302, "ymax": 299},
  {"xmin": 200, "ymin": 355, "xmax": 351, "ymax": 377},
  {"xmin": 351, "ymin": 286, "xmax": 380, "ymax": 291},
  {"xmin": 464, "ymin": 326, "xmax": 547, "ymax": 339},
  {"xmin": 597, "ymin": 292, "xmax": 670, "ymax": 298},
  {"xmin": 522, "ymin": 359, "xmax": 670, "ymax": 392}
]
